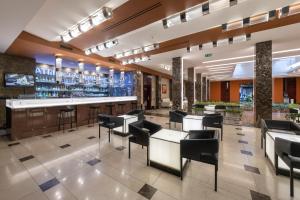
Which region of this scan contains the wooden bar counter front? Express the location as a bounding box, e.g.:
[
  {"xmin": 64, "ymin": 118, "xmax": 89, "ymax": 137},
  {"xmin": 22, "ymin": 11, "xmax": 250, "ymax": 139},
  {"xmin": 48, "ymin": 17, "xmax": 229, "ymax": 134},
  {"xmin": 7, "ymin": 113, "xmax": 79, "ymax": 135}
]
[{"xmin": 6, "ymin": 96, "xmax": 137, "ymax": 140}]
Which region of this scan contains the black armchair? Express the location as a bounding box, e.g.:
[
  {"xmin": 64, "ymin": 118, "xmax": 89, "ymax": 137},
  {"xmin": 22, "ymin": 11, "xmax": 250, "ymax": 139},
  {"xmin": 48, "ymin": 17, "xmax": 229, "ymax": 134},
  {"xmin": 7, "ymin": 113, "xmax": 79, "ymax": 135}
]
[
  {"xmin": 275, "ymin": 138, "xmax": 300, "ymax": 197},
  {"xmin": 128, "ymin": 120, "xmax": 162, "ymax": 165},
  {"xmin": 98, "ymin": 114, "xmax": 124, "ymax": 142},
  {"xmin": 202, "ymin": 115, "xmax": 224, "ymax": 141},
  {"xmin": 169, "ymin": 110, "xmax": 187, "ymax": 130},
  {"xmin": 180, "ymin": 130, "xmax": 219, "ymax": 191},
  {"xmin": 126, "ymin": 109, "xmax": 145, "ymax": 121}
]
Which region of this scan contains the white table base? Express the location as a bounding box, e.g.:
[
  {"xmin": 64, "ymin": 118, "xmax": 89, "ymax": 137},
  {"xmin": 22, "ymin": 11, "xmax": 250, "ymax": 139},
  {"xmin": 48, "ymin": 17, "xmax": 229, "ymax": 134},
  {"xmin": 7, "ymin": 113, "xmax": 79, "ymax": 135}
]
[{"xmin": 150, "ymin": 129, "xmax": 188, "ymax": 176}]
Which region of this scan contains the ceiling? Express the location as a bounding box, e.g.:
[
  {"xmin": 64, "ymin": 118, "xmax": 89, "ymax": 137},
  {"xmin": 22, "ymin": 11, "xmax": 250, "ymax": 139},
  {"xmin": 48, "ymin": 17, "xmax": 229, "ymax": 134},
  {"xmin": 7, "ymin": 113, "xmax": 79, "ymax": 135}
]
[
  {"xmin": 2, "ymin": 0, "xmax": 300, "ymax": 81},
  {"xmin": 0, "ymin": 0, "xmax": 46, "ymax": 52}
]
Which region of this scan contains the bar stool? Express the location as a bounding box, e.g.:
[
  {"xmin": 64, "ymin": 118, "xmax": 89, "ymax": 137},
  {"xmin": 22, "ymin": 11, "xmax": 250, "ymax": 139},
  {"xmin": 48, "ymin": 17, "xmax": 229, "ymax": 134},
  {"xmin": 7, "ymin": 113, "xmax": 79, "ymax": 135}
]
[
  {"xmin": 117, "ymin": 103, "xmax": 126, "ymax": 115},
  {"xmin": 106, "ymin": 103, "xmax": 114, "ymax": 115},
  {"xmin": 88, "ymin": 105, "xmax": 100, "ymax": 126},
  {"xmin": 58, "ymin": 106, "xmax": 76, "ymax": 132}
]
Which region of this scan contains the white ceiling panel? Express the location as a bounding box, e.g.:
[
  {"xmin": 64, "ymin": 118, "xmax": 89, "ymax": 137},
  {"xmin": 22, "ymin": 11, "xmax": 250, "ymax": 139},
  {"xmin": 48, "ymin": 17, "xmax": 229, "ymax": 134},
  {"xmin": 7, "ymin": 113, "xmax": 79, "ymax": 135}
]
[{"xmin": 0, "ymin": 0, "xmax": 46, "ymax": 52}]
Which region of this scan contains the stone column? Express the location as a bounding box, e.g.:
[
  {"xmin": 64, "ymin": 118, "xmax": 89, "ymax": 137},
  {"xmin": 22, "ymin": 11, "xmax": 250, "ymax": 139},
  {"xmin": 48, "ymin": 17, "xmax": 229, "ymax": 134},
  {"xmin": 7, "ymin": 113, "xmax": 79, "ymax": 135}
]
[
  {"xmin": 202, "ymin": 76, "xmax": 207, "ymax": 101},
  {"xmin": 186, "ymin": 67, "xmax": 195, "ymax": 112},
  {"xmin": 207, "ymin": 79, "xmax": 210, "ymax": 101},
  {"xmin": 172, "ymin": 57, "xmax": 183, "ymax": 110},
  {"xmin": 195, "ymin": 73, "xmax": 202, "ymax": 102},
  {"xmin": 134, "ymin": 71, "xmax": 142, "ymax": 108},
  {"xmin": 254, "ymin": 41, "xmax": 272, "ymax": 126},
  {"xmin": 156, "ymin": 76, "xmax": 161, "ymax": 108}
]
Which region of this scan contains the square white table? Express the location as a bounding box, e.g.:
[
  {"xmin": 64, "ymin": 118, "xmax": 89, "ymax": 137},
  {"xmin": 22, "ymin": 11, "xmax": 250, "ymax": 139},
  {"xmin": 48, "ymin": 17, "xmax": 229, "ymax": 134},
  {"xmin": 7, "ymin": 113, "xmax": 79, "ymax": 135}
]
[
  {"xmin": 113, "ymin": 115, "xmax": 138, "ymax": 136},
  {"xmin": 266, "ymin": 131, "xmax": 300, "ymax": 173},
  {"xmin": 183, "ymin": 115, "xmax": 203, "ymax": 132},
  {"xmin": 149, "ymin": 129, "xmax": 189, "ymax": 176}
]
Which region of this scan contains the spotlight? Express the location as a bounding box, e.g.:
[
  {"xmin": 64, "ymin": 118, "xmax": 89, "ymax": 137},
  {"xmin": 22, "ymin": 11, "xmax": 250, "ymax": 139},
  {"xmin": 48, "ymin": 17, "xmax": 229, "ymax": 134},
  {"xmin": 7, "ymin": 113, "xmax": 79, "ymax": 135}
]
[
  {"xmin": 199, "ymin": 44, "xmax": 203, "ymax": 50},
  {"xmin": 221, "ymin": 23, "xmax": 227, "ymax": 31},
  {"xmin": 228, "ymin": 37, "xmax": 233, "ymax": 44},
  {"xmin": 243, "ymin": 17, "xmax": 250, "ymax": 26},
  {"xmin": 202, "ymin": 3, "xmax": 209, "ymax": 15},
  {"xmin": 246, "ymin": 33, "xmax": 251, "ymax": 41},
  {"xmin": 162, "ymin": 19, "xmax": 169, "ymax": 29},
  {"xmin": 229, "ymin": 0, "xmax": 237, "ymax": 7},
  {"xmin": 280, "ymin": 6, "xmax": 290, "ymax": 17},
  {"xmin": 269, "ymin": 10, "xmax": 276, "ymax": 20},
  {"xmin": 187, "ymin": 46, "xmax": 191, "ymax": 53},
  {"xmin": 213, "ymin": 41, "xmax": 217, "ymax": 47},
  {"xmin": 180, "ymin": 12, "xmax": 187, "ymax": 23}
]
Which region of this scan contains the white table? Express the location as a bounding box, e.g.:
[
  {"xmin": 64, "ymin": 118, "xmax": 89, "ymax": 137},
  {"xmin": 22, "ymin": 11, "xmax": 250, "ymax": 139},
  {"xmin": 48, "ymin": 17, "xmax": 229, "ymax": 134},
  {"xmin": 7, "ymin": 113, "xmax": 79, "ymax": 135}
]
[
  {"xmin": 183, "ymin": 115, "xmax": 203, "ymax": 132},
  {"xmin": 113, "ymin": 115, "xmax": 138, "ymax": 136},
  {"xmin": 266, "ymin": 131, "xmax": 300, "ymax": 173},
  {"xmin": 149, "ymin": 129, "xmax": 188, "ymax": 176}
]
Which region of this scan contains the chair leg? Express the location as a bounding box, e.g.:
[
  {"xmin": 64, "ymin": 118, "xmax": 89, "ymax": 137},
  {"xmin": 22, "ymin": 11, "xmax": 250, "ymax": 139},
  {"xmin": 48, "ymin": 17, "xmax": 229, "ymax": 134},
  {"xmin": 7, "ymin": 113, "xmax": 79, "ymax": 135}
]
[
  {"xmin": 180, "ymin": 157, "xmax": 183, "ymax": 180},
  {"xmin": 169, "ymin": 121, "xmax": 171, "ymax": 129},
  {"xmin": 108, "ymin": 128, "xmax": 111, "ymax": 143},
  {"xmin": 275, "ymin": 153, "xmax": 278, "ymax": 175},
  {"xmin": 221, "ymin": 128, "xmax": 223, "ymax": 141},
  {"xmin": 260, "ymin": 136, "xmax": 263, "ymax": 149},
  {"xmin": 98, "ymin": 124, "xmax": 101, "ymax": 139},
  {"xmin": 128, "ymin": 141, "xmax": 131, "ymax": 159},
  {"xmin": 290, "ymin": 166, "xmax": 294, "ymax": 197},
  {"xmin": 146, "ymin": 146, "xmax": 149, "ymax": 166},
  {"xmin": 264, "ymin": 138, "xmax": 267, "ymax": 157},
  {"xmin": 215, "ymin": 164, "xmax": 218, "ymax": 192}
]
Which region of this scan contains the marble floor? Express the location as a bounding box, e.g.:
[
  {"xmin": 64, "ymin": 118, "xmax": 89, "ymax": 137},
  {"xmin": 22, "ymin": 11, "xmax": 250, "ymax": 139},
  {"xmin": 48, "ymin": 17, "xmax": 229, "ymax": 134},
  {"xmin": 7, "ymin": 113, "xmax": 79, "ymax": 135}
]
[{"xmin": 0, "ymin": 115, "xmax": 299, "ymax": 200}]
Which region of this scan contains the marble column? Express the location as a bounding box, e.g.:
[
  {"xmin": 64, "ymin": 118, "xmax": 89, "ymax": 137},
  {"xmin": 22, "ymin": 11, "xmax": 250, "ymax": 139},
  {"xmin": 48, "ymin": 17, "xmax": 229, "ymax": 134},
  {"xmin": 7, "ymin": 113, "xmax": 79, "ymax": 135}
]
[
  {"xmin": 254, "ymin": 41, "xmax": 272, "ymax": 126},
  {"xmin": 207, "ymin": 79, "xmax": 210, "ymax": 101},
  {"xmin": 195, "ymin": 73, "xmax": 202, "ymax": 102},
  {"xmin": 172, "ymin": 57, "xmax": 183, "ymax": 110},
  {"xmin": 134, "ymin": 71, "xmax": 142, "ymax": 108},
  {"xmin": 186, "ymin": 67, "xmax": 195, "ymax": 112},
  {"xmin": 202, "ymin": 76, "xmax": 207, "ymax": 101},
  {"xmin": 156, "ymin": 76, "xmax": 161, "ymax": 108}
]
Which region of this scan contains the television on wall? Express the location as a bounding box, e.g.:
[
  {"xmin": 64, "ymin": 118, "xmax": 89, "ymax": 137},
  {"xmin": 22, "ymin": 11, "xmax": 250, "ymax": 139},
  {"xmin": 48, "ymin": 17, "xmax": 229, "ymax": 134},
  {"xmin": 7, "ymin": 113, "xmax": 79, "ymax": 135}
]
[{"xmin": 4, "ymin": 73, "xmax": 35, "ymax": 87}]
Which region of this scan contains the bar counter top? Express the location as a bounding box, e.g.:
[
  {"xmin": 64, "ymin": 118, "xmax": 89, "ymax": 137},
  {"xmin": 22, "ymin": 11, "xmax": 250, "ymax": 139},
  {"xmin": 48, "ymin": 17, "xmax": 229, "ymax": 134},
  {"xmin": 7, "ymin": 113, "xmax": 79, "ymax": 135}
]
[{"xmin": 6, "ymin": 96, "xmax": 137, "ymax": 109}]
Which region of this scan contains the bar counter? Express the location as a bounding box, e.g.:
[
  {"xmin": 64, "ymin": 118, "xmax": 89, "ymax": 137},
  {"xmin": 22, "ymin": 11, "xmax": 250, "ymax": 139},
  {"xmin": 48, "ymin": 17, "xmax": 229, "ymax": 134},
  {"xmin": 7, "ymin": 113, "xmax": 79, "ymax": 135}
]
[{"xmin": 6, "ymin": 96, "xmax": 137, "ymax": 140}]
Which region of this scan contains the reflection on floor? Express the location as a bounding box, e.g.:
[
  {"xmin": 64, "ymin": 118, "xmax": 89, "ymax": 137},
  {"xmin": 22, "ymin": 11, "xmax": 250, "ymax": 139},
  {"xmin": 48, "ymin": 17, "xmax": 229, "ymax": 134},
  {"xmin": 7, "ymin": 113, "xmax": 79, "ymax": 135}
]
[{"xmin": 0, "ymin": 115, "xmax": 299, "ymax": 200}]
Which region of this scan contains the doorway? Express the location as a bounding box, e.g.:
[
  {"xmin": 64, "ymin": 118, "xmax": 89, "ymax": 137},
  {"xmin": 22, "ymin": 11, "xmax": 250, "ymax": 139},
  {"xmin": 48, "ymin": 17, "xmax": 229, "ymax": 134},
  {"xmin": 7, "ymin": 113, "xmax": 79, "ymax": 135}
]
[{"xmin": 221, "ymin": 81, "xmax": 230, "ymax": 102}]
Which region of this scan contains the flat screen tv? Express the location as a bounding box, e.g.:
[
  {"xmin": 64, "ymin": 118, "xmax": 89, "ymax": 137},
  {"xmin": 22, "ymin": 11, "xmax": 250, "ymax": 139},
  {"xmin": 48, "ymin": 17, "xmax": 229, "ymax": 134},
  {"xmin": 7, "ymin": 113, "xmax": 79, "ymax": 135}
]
[{"xmin": 4, "ymin": 73, "xmax": 34, "ymax": 87}]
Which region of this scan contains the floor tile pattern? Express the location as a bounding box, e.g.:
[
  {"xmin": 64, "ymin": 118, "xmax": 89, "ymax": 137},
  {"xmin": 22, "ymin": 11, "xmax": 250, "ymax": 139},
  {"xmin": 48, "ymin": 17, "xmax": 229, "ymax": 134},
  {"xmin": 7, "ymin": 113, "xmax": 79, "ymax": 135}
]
[
  {"xmin": 0, "ymin": 114, "xmax": 298, "ymax": 200},
  {"xmin": 138, "ymin": 184, "xmax": 157, "ymax": 199},
  {"xmin": 39, "ymin": 178, "xmax": 60, "ymax": 192}
]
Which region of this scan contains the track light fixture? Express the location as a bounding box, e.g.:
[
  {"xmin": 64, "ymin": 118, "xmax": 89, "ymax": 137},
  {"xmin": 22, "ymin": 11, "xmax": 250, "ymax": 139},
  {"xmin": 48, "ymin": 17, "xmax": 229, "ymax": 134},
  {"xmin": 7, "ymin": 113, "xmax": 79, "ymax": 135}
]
[
  {"xmin": 85, "ymin": 39, "xmax": 118, "ymax": 55},
  {"xmin": 60, "ymin": 7, "xmax": 113, "ymax": 43},
  {"xmin": 115, "ymin": 44, "xmax": 159, "ymax": 59},
  {"xmin": 121, "ymin": 56, "xmax": 150, "ymax": 65}
]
